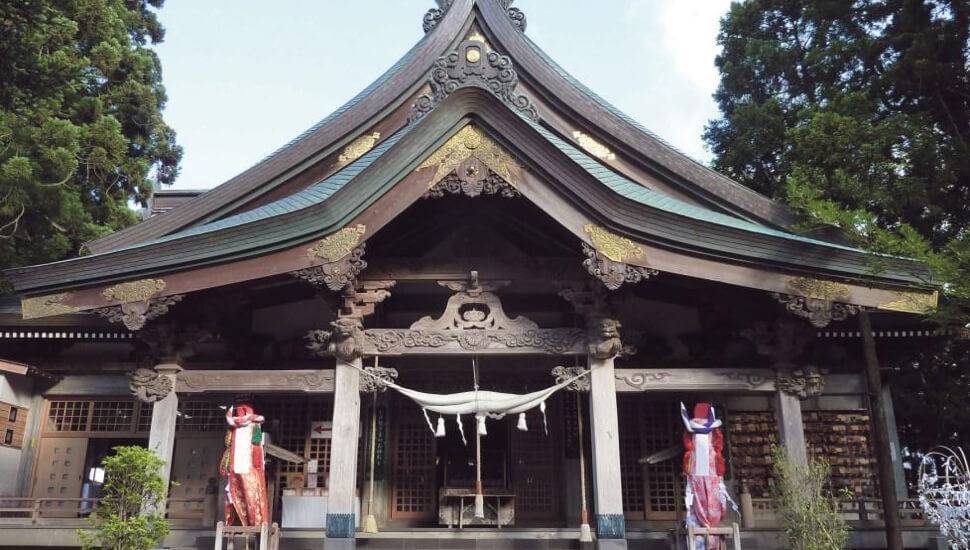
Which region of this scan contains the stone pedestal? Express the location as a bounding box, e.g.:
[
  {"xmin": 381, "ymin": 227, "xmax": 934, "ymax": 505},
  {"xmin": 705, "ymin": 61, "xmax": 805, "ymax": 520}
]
[
  {"xmin": 146, "ymin": 363, "xmax": 182, "ymax": 514},
  {"xmin": 325, "ymin": 358, "xmax": 363, "ymax": 540},
  {"xmin": 774, "ymin": 390, "xmax": 808, "ymax": 466},
  {"xmin": 588, "ymin": 355, "xmax": 626, "ymax": 547}
]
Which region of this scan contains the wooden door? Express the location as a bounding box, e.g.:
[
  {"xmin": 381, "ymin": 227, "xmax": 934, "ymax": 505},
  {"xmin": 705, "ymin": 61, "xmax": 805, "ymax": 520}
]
[
  {"xmin": 168, "ymin": 436, "xmax": 224, "ymax": 520},
  {"xmin": 389, "ymin": 398, "xmax": 435, "ymax": 521},
  {"xmin": 618, "ymin": 397, "xmax": 684, "ymax": 521},
  {"xmin": 511, "ymin": 398, "xmax": 561, "ymax": 523},
  {"xmin": 31, "ymin": 437, "xmax": 88, "ymax": 517}
]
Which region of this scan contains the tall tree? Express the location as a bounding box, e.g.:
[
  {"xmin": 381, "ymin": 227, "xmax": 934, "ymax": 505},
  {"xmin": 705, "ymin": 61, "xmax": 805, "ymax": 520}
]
[
  {"xmin": 706, "ymin": 0, "xmax": 969, "ymax": 451},
  {"xmin": 0, "ymin": 0, "xmax": 181, "ymax": 278}
]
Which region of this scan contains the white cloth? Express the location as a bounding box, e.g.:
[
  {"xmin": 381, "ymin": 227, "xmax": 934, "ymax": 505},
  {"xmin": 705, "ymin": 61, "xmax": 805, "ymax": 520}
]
[
  {"xmin": 232, "ymin": 424, "xmax": 253, "ymax": 474},
  {"xmin": 693, "ymin": 433, "xmax": 711, "ymax": 476}
]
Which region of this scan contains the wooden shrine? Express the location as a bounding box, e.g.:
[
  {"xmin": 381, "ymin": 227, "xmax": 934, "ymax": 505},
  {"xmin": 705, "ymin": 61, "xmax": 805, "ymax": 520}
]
[{"xmin": 0, "ymin": 1, "xmax": 942, "ymax": 549}]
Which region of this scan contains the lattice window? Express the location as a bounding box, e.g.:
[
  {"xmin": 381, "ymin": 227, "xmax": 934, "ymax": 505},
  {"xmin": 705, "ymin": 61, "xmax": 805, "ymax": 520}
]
[
  {"xmin": 391, "ymin": 397, "xmax": 435, "ymax": 518},
  {"xmin": 256, "ymin": 398, "xmax": 333, "ymax": 490},
  {"xmin": 176, "ymin": 401, "xmax": 225, "ymax": 433},
  {"xmin": 512, "ymin": 397, "xmax": 561, "ymax": 519},
  {"xmin": 640, "ymin": 400, "xmax": 680, "ymax": 519},
  {"xmin": 91, "ymin": 401, "xmax": 136, "ymax": 432},
  {"xmin": 46, "ymin": 401, "xmax": 89, "ymax": 432},
  {"xmin": 618, "ymin": 397, "xmax": 646, "ymax": 517},
  {"xmin": 803, "ymin": 410, "xmax": 879, "ymax": 498},
  {"xmin": 726, "ymin": 410, "xmax": 776, "ymax": 497},
  {"xmin": 137, "ymin": 402, "xmax": 153, "ymax": 432}
]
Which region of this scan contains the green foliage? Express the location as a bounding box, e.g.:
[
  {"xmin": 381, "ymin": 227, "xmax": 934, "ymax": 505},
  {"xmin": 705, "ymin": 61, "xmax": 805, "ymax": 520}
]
[
  {"xmin": 706, "ymin": 0, "xmax": 970, "ymax": 451},
  {"xmin": 771, "ymin": 446, "xmax": 849, "ymax": 550},
  {"xmin": 77, "ymin": 445, "xmax": 170, "ymax": 550},
  {"xmin": 0, "ymin": 0, "xmax": 181, "ymax": 283}
]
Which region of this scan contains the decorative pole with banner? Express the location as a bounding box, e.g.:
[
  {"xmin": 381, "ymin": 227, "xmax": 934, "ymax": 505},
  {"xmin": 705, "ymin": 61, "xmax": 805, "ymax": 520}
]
[
  {"xmin": 553, "ymin": 365, "xmax": 593, "ymax": 542},
  {"xmin": 358, "ymin": 357, "xmax": 398, "ymax": 534}
]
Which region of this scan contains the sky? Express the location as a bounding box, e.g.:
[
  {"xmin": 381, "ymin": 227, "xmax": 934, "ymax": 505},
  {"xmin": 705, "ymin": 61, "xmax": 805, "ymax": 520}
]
[{"xmin": 153, "ymin": 0, "xmax": 734, "ymax": 190}]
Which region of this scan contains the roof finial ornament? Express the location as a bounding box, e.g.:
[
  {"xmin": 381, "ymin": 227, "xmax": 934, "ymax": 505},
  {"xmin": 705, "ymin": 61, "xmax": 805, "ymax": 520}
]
[{"xmin": 423, "ymin": 0, "xmax": 526, "ymax": 34}]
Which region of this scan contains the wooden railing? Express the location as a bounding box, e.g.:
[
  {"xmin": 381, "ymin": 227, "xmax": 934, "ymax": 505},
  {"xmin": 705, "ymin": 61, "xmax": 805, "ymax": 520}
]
[
  {"xmin": 746, "ymin": 497, "xmax": 928, "ymax": 528},
  {"xmin": 0, "ymin": 496, "xmax": 217, "ymax": 527}
]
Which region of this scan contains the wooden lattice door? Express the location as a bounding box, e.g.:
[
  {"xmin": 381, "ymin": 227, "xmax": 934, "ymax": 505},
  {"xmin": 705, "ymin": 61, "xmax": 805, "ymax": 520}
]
[
  {"xmin": 31, "ymin": 437, "xmax": 88, "ymax": 517},
  {"xmin": 618, "ymin": 397, "xmax": 683, "ymax": 520},
  {"xmin": 390, "ymin": 397, "xmax": 435, "ymax": 521},
  {"xmin": 168, "ymin": 436, "xmax": 224, "ymax": 520},
  {"xmin": 511, "ymin": 398, "xmax": 561, "ymax": 523}
]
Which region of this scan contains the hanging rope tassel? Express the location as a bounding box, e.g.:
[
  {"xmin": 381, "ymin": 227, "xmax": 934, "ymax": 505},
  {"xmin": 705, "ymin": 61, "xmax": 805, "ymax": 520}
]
[
  {"xmin": 456, "ymin": 414, "xmax": 467, "ymax": 446},
  {"xmin": 516, "ymin": 412, "xmax": 528, "ymax": 432},
  {"xmin": 435, "ymin": 416, "xmax": 446, "ymax": 438},
  {"xmin": 477, "ymin": 415, "xmax": 488, "ymax": 436}
]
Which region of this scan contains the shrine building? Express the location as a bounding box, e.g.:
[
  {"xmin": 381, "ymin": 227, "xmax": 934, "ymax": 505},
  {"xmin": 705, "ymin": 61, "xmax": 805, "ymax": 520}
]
[{"xmin": 0, "ymin": 1, "xmax": 946, "ymax": 548}]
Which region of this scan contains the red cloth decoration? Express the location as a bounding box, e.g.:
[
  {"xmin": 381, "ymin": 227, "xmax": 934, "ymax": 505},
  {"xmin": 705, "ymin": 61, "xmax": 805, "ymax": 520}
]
[{"xmin": 220, "ymin": 404, "xmax": 269, "ymax": 527}]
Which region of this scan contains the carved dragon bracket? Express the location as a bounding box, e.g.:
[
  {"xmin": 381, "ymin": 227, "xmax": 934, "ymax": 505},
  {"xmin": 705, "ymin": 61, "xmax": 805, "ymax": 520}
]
[{"xmin": 771, "ymin": 277, "xmax": 861, "ymax": 328}]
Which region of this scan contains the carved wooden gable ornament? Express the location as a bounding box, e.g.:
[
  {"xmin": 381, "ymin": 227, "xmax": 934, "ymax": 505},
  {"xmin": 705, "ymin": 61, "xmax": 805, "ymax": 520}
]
[{"xmin": 360, "ymin": 272, "xmax": 586, "ymax": 355}]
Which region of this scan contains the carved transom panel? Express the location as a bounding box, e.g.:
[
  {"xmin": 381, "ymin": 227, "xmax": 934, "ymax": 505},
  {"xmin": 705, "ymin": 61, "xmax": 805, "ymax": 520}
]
[{"xmin": 360, "ymin": 273, "xmax": 585, "ymax": 354}]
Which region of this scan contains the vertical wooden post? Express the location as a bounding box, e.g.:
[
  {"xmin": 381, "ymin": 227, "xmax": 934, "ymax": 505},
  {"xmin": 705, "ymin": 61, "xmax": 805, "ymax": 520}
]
[
  {"xmin": 146, "ymin": 363, "xmax": 181, "ymax": 515},
  {"xmin": 773, "ymin": 390, "xmax": 808, "ymax": 466},
  {"xmin": 858, "ymin": 310, "xmax": 903, "ymax": 550},
  {"xmin": 325, "ymin": 357, "xmax": 362, "ymax": 543},
  {"xmin": 588, "ymin": 354, "xmax": 627, "ymax": 548}
]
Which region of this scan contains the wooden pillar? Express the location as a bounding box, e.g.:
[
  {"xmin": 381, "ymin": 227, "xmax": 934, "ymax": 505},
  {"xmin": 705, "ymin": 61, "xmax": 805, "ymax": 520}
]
[
  {"xmin": 880, "ymin": 385, "xmax": 907, "ymax": 500},
  {"xmin": 146, "ymin": 363, "xmax": 181, "ymax": 514},
  {"xmin": 588, "ymin": 354, "xmax": 627, "ymax": 548},
  {"xmin": 774, "ymin": 390, "xmax": 808, "ymax": 466},
  {"xmin": 325, "ymin": 357, "xmax": 362, "ymax": 541},
  {"xmin": 858, "ymin": 310, "xmax": 903, "ymax": 550}
]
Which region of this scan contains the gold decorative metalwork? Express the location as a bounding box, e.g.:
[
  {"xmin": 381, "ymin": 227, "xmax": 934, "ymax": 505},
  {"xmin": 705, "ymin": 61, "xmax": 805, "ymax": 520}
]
[
  {"xmin": 572, "ymin": 131, "xmax": 616, "ymax": 160},
  {"xmin": 21, "ymin": 292, "xmax": 80, "ymax": 319},
  {"xmin": 466, "ymin": 31, "xmax": 487, "ymax": 43},
  {"xmin": 102, "ymin": 279, "xmax": 166, "ymax": 304},
  {"xmin": 878, "ymin": 290, "xmax": 939, "ymax": 314},
  {"xmin": 338, "ymin": 132, "xmax": 381, "ymax": 164},
  {"xmin": 465, "ymin": 47, "xmax": 481, "ymax": 63},
  {"xmin": 583, "ymin": 224, "xmax": 646, "ymax": 263},
  {"xmin": 786, "ymin": 277, "xmax": 850, "ymax": 301},
  {"xmin": 416, "ymin": 125, "xmax": 521, "ymax": 188},
  {"xmin": 306, "ymin": 224, "xmax": 367, "ymax": 262}
]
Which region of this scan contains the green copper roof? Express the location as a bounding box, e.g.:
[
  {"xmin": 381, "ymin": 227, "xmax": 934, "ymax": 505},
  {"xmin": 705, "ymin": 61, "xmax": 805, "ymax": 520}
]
[{"xmin": 524, "ymin": 118, "xmax": 864, "ymax": 255}]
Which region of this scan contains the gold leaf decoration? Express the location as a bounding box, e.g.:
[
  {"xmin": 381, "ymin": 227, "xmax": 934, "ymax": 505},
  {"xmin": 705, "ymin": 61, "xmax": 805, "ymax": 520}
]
[
  {"xmin": 338, "ymin": 132, "xmax": 381, "ymax": 163},
  {"xmin": 878, "ymin": 290, "xmax": 938, "ymax": 314},
  {"xmin": 573, "ymin": 131, "xmax": 616, "ymax": 160},
  {"xmin": 584, "ymin": 224, "xmax": 646, "ymax": 263},
  {"xmin": 21, "ymin": 293, "xmax": 80, "ymax": 320},
  {"xmin": 307, "ymin": 224, "xmax": 367, "ymax": 262},
  {"xmin": 102, "ymin": 279, "xmax": 167, "ymax": 304},
  {"xmin": 786, "ymin": 277, "xmax": 850, "ymax": 302},
  {"xmin": 416, "ymin": 125, "xmax": 521, "ymax": 189}
]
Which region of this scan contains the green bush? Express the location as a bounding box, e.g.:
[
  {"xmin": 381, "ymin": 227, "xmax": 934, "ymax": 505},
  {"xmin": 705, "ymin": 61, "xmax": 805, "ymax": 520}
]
[
  {"xmin": 77, "ymin": 445, "xmax": 170, "ymax": 550},
  {"xmin": 771, "ymin": 446, "xmax": 849, "ymax": 550}
]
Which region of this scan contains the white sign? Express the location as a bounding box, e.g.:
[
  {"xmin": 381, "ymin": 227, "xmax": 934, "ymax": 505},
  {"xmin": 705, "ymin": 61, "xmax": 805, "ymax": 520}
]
[{"xmin": 310, "ymin": 421, "xmax": 332, "ymax": 439}]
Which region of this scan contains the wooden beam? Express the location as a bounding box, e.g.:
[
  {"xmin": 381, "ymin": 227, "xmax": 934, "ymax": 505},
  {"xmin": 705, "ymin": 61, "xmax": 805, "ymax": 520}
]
[
  {"xmin": 614, "ymin": 368, "xmax": 776, "ymax": 392},
  {"xmin": 176, "ymin": 369, "xmax": 335, "ymax": 394}
]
